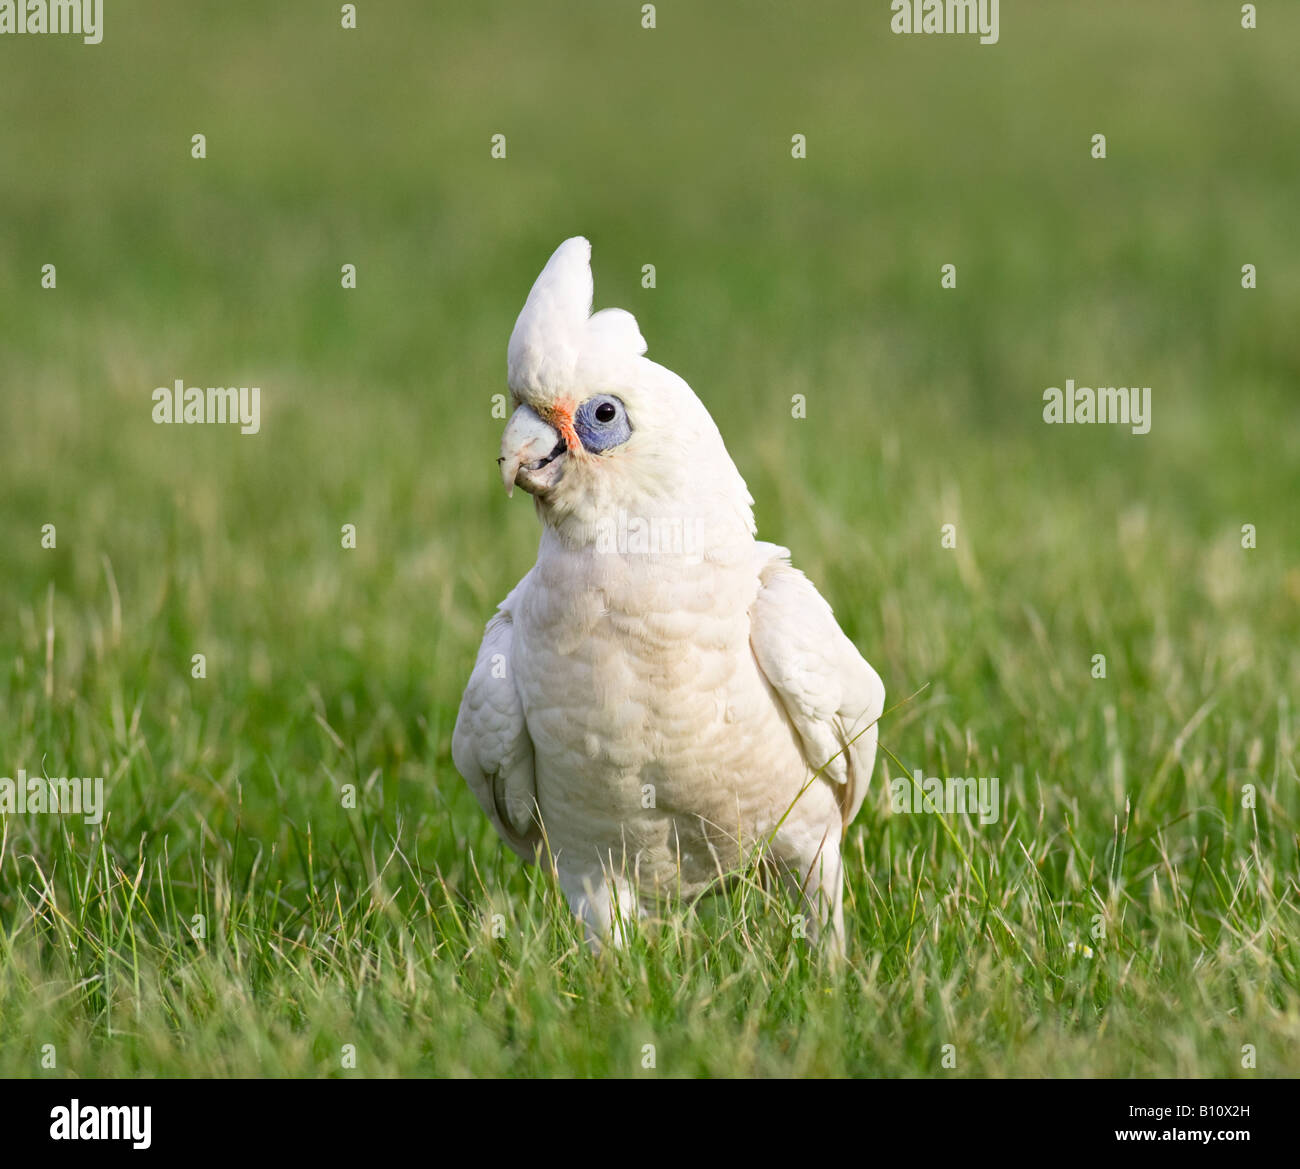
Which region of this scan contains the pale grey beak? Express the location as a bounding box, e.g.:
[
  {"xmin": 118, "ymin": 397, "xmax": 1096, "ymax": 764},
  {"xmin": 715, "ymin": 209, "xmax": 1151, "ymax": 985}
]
[{"xmin": 498, "ymin": 403, "xmax": 567, "ymax": 497}]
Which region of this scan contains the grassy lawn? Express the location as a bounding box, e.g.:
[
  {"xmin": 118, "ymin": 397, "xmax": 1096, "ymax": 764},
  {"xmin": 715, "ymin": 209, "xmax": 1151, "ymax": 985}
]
[{"xmin": 1, "ymin": 0, "xmax": 1298, "ymax": 1076}]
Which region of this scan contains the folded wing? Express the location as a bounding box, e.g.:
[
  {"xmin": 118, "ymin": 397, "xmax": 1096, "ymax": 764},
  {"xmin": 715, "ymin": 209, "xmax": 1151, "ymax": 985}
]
[
  {"xmin": 452, "ymin": 586, "xmax": 542, "ymax": 861},
  {"xmin": 749, "ymin": 543, "xmax": 885, "ymax": 831}
]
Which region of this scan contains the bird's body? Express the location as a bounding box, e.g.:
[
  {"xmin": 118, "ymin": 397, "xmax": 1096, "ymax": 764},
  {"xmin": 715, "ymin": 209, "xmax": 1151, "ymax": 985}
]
[
  {"xmin": 453, "ymin": 238, "xmax": 884, "ymax": 951},
  {"xmin": 513, "ymin": 533, "xmax": 835, "ymax": 894}
]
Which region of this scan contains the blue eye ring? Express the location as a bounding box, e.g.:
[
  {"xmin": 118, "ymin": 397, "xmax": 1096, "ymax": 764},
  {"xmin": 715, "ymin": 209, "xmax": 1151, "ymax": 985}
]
[{"xmin": 574, "ymin": 394, "xmax": 631, "ymax": 453}]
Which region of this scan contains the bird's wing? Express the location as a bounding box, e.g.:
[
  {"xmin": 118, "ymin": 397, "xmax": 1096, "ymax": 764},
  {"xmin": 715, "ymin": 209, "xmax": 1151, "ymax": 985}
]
[
  {"xmin": 452, "ymin": 582, "xmax": 542, "ymax": 862},
  {"xmin": 749, "ymin": 543, "xmax": 886, "ymax": 831}
]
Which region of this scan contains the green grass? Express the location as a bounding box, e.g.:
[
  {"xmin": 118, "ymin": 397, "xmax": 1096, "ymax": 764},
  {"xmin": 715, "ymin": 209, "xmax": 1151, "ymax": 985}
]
[{"xmin": 1, "ymin": 0, "xmax": 1298, "ymax": 1076}]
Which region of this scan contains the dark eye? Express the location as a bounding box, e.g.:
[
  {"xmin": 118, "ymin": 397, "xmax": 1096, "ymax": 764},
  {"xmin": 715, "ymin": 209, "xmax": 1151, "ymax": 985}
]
[{"xmin": 574, "ymin": 395, "xmax": 631, "ymax": 453}]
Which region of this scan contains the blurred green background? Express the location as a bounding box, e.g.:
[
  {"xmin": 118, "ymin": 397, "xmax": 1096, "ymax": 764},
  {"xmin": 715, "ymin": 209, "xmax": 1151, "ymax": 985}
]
[{"xmin": 0, "ymin": 1, "xmax": 1297, "ymax": 1076}]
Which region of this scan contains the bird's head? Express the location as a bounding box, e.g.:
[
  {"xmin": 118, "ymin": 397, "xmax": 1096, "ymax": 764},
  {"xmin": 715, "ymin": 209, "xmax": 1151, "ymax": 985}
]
[{"xmin": 498, "ymin": 237, "xmax": 753, "ymax": 543}]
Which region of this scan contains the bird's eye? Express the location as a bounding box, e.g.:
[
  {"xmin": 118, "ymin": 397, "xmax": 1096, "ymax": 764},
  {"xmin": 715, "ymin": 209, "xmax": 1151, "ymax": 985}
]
[{"xmin": 574, "ymin": 395, "xmax": 631, "ymax": 453}]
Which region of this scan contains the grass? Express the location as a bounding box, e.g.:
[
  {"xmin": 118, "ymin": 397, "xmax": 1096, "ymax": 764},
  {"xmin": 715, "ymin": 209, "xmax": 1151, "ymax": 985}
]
[{"xmin": 1, "ymin": 0, "xmax": 1298, "ymax": 1076}]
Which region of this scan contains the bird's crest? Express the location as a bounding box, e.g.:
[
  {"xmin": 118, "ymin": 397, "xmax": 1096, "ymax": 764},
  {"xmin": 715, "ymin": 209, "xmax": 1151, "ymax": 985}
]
[{"xmin": 507, "ymin": 237, "xmax": 647, "ymax": 406}]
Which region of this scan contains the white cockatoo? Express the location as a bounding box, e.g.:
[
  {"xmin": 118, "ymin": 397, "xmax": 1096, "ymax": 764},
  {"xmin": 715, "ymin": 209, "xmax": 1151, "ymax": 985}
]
[{"xmin": 453, "ymin": 237, "xmax": 884, "ymax": 953}]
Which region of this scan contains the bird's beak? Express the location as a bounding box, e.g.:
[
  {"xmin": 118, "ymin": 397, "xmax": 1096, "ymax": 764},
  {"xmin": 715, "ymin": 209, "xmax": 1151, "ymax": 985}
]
[{"xmin": 498, "ymin": 403, "xmax": 567, "ymax": 497}]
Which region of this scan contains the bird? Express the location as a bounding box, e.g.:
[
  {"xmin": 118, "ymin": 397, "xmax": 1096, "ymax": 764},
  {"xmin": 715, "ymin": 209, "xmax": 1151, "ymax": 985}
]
[{"xmin": 453, "ymin": 237, "xmax": 885, "ymax": 954}]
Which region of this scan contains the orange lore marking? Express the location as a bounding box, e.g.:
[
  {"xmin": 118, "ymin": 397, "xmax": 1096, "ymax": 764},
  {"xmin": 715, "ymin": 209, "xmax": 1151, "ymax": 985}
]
[{"xmin": 546, "ymin": 401, "xmax": 581, "ymax": 457}]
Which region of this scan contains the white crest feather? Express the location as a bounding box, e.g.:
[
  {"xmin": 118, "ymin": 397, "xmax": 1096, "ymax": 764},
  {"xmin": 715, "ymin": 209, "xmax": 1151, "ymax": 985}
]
[{"xmin": 507, "ymin": 237, "xmax": 647, "ymax": 403}]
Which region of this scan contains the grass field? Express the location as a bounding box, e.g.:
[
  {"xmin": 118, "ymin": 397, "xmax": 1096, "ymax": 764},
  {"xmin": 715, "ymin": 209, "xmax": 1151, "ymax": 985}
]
[{"xmin": 2, "ymin": 1, "xmax": 1298, "ymax": 1077}]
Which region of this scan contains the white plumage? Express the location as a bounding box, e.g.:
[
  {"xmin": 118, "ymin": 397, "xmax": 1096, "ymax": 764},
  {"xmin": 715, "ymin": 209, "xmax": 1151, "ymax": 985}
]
[{"xmin": 453, "ymin": 237, "xmax": 884, "ymax": 952}]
